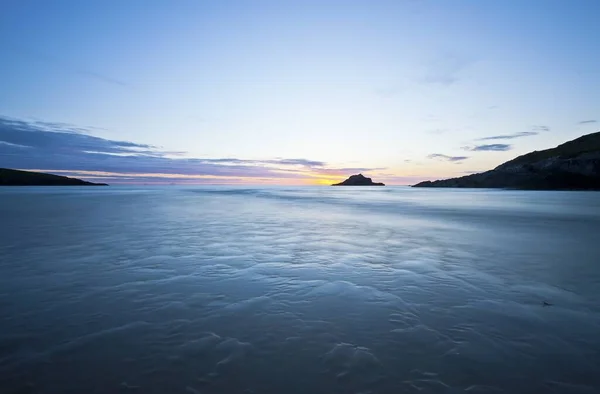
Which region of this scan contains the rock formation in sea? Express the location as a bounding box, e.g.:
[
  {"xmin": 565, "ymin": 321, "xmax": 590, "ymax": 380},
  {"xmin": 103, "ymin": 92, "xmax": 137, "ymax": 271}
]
[
  {"xmin": 0, "ymin": 168, "xmax": 108, "ymax": 186},
  {"xmin": 412, "ymin": 131, "xmax": 600, "ymax": 190},
  {"xmin": 332, "ymin": 174, "xmax": 385, "ymax": 186}
]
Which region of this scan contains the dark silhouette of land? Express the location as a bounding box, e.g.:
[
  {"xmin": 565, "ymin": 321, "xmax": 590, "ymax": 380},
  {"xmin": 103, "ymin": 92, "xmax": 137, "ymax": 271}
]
[
  {"xmin": 332, "ymin": 174, "xmax": 385, "ymax": 186},
  {"xmin": 0, "ymin": 168, "xmax": 108, "ymax": 186},
  {"xmin": 413, "ymin": 131, "xmax": 600, "ymax": 190}
]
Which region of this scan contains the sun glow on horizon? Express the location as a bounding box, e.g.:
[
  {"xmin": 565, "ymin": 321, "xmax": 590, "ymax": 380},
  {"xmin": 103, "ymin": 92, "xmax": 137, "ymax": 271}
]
[
  {"xmin": 22, "ymin": 167, "xmax": 471, "ymax": 186},
  {"xmin": 314, "ymin": 177, "xmax": 343, "ymax": 185}
]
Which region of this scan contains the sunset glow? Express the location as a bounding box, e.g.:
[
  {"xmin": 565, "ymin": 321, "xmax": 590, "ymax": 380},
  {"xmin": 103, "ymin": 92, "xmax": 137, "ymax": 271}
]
[{"xmin": 2, "ymin": 1, "xmax": 599, "ymax": 184}]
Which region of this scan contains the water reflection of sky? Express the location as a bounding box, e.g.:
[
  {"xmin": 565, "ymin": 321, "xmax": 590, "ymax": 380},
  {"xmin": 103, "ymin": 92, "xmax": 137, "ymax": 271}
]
[{"xmin": 1, "ymin": 186, "xmax": 599, "ymax": 393}]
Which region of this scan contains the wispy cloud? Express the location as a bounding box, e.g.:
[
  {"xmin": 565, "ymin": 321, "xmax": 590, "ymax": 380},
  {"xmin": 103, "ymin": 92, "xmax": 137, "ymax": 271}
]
[
  {"xmin": 0, "ymin": 140, "xmax": 30, "ymax": 148},
  {"xmin": 578, "ymin": 120, "xmax": 597, "ymax": 125},
  {"xmin": 8, "ymin": 45, "xmax": 129, "ymax": 87},
  {"xmin": 421, "ymin": 114, "xmax": 441, "ymax": 122},
  {"xmin": 425, "ymin": 129, "xmax": 448, "ymax": 135},
  {"xmin": 532, "ymin": 125, "xmax": 550, "ymax": 132},
  {"xmin": 0, "ymin": 117, "xmax": 163, "ymax": 155},
  {"xmin": 0, "ymin": 116, "xmax": 381, "ymax": 184},
  {"xmin": 427, "ymin": 153, "xmax": 469, "ymax": 162},
  {"xmin": 477, "ymin": 131, "xmax": 538, "ymax": 141},
  {"xmin": 421, "ymin": 52, "xmax": 475, "ymax": 86},
  {"xmin": 272, "ymin": 158, "xmax": 325, "ymax": 167},
  {"xmin": 462, "ymin": 170, "xmax": 483, "ymax": 174},
  {"xmin": 463, "ymin": 144, "xmax": 512, "ymax": 152}
]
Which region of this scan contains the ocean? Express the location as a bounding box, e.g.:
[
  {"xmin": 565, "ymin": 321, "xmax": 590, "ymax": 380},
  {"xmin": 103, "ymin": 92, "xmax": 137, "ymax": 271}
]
[{"xmin": 1, "ymin": 186, "xmax": 599, "ymax": 393}]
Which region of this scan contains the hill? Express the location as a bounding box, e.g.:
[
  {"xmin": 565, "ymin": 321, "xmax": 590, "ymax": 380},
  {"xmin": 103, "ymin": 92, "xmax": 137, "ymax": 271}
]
[
  {"xmin": 332, "ymin": 174, "xmax": 385, "ymax": 186},
  {"xmin": 413, "ymin": 132, "xmax": 600, "ymax": 190},
  {"xmin": 0, "ymin": 168, "xmax": 108, "ymax": 186}
]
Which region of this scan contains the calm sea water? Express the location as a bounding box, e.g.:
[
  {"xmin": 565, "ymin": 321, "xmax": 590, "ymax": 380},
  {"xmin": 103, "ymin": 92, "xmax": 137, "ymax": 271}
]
[{"xmin": 1, "ymin": 186, "xmax": 600, "ymax": 394}]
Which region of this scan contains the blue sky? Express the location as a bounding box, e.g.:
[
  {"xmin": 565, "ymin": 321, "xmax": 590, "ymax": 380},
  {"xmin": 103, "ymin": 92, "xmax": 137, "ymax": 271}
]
[{"xmin": 1, "ymin": 0, "xmax": 599, "ymax": 184}]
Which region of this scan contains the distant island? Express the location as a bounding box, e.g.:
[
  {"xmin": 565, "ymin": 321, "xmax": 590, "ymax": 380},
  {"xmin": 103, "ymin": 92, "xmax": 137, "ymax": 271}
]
[
  {"xmin": 0, "ymin": 168, "xmax": 108, "ymax": 186},
  {"xmin": 413, "ymin": 131, "xmax": 600, "ymax": 190},
  {"xmin": 332, "ymin": 174, "xmax": 385, "ymax": 186}
]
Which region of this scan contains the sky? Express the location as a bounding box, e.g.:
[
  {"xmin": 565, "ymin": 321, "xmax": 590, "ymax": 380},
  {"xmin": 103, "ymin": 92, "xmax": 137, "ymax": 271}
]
[{"xmin": 1, "ymin": 0, "xmax": 599, "ymax": 185}]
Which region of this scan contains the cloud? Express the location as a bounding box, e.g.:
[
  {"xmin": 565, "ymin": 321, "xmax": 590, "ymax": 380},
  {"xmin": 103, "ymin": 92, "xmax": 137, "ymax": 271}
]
[
  {"xmin": 532, "ymin": 125, "xmax": 550, "ymax": 132},
  {"xmin": 478, "ymin": 126, "xmax": 548, "ymax": 141},
  {"xmin": 425, "ymin": 129, "xmax": 448, "ymax": 135},
  {"xmin": 187, "ymin": 157, "xmax": 327, "ymax": 168},
  {"xmin": 477, "ymin": 131, "xmax": 538, "ymax": 141},
  {"xmin": 421, "ymin": 52, "xmax": 475, "ymax": 86},
  {"xmin": 462, "ymin": 170, "xmax": 483, "ymax": 174},
  {"xmin": 421, "ymin": 114, "xmax": 441, "ymax": 122},
  {"xmin": 0, "ymin": 117, "xmax": 161, "ymax": 156},
  {"xmin": 8, "ymin": 45, "xmax": 128, "ymax": 87},
  {"xmin": 463, "ymin": 144, "xmax": 512, "ymax": 152},
  {"xmin": 315, "ymin": 167, "xmax": 387, "ymax": 176},
  {"xmin": 578, "ymin": 120, "xmax": 597, "ymax": 125},
  {"xmin": 270, "ymin": 158, "xmax": 325, "ymax": 167},
  {"xmin": 0, "ymin": 116, "xmax": 379, "ymax": 183},
  {"xmin": 0, "ymin": 140, "xmax": 30, "ymax": 148},
  {"xmin": 427, "ymin": 154, "xmax": 469, "ymax": 162}
]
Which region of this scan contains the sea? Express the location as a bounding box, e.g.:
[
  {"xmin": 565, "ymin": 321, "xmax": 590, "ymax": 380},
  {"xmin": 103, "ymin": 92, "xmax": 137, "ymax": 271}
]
[{"xmin": 1, "ymin": 186, "xmax": 599, "ymax": 394}]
